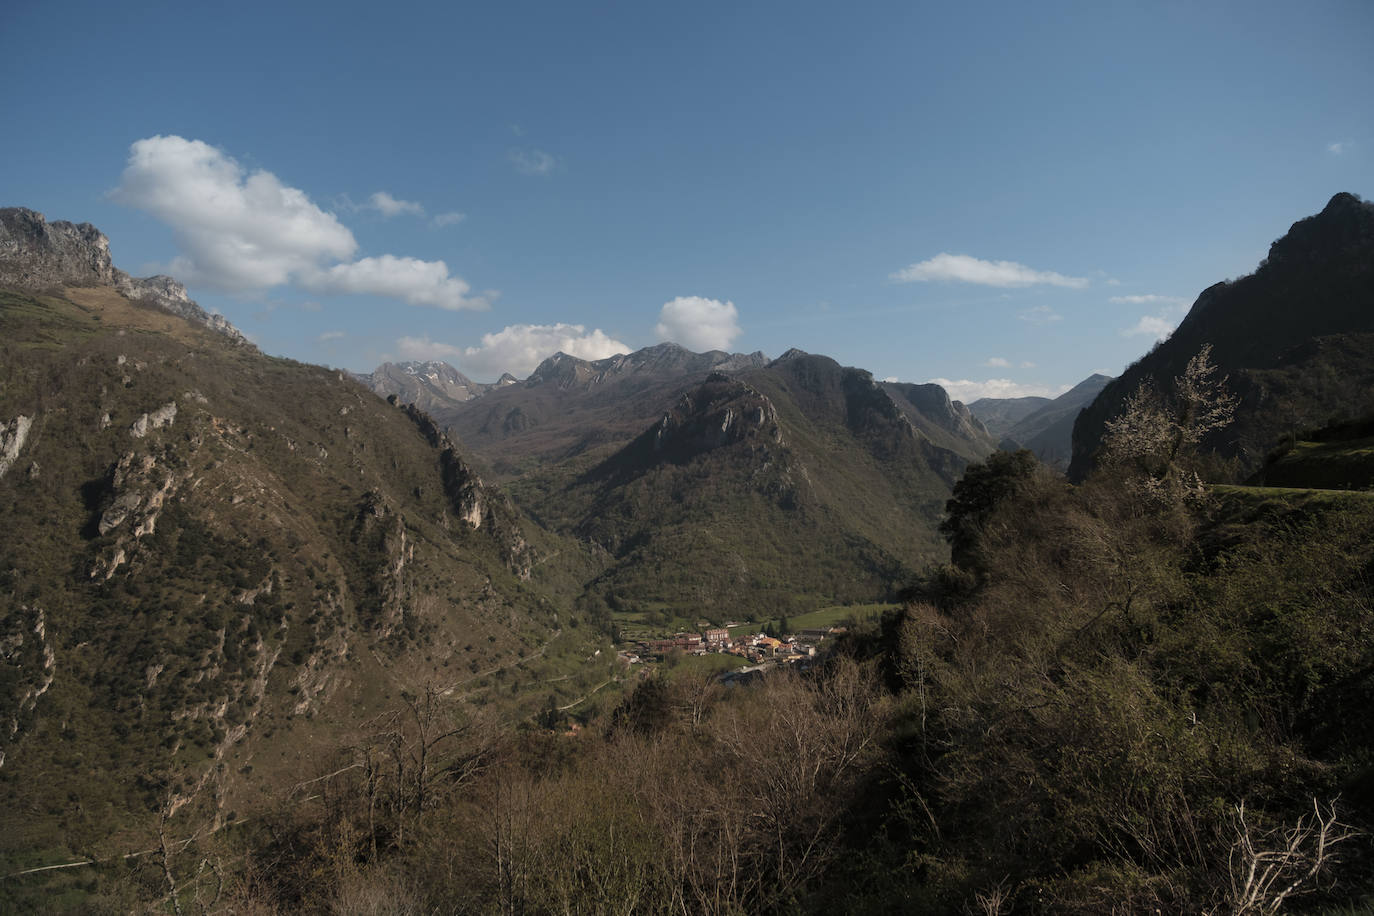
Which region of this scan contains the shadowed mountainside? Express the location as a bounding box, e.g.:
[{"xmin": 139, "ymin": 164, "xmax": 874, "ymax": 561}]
[{"xmin": 1071, "ymin": 192, "xmax": 1374, "ymax": 480}]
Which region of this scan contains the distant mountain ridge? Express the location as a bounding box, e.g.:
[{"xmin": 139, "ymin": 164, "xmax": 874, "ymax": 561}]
[
  {"xmin": 358, "ymin": 361, "xmax": 517, "ymax": 413},
  {"xmin": 1071, "ymin": 192, "xmax": 1374, "ymax": 479}
]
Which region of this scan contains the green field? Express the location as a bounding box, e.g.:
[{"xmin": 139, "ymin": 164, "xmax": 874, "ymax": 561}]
[{"xmin": 727, "ymin": 602, "xmax": 898, "ymax": 637}]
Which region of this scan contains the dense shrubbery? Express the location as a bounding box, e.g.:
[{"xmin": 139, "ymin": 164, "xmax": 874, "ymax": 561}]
[{"xmin": 66, "ymin": 445, "xmax": 1374, "ymax": 913}]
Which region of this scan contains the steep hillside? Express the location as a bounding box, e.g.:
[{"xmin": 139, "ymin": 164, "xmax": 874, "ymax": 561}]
[
  {"xmin": 880, "ymin": 381, "xmax": 997, "ymax": 462},
  {"xmin": 0, "ymin": 217, "xmax": 599, "ymax": 865},
  {"xmin": 1071, "ymin": 192, "xmax": 1374, "ymax": 479}
]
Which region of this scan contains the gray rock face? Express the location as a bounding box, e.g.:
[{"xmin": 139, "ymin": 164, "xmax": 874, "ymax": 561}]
[
  {"xmin": 0, "ymin": 207, "xmax": 248, "ymax": 345},
  {"xmin": 0, "ymin": 415, "xmax": 34, "ymax": 479},
  {"xmin": 0, "ymin": 208, "xmax": 115, "ymax": 287}
]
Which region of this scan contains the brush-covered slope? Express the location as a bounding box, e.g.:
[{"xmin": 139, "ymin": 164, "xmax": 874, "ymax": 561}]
[
  {"xmin": 523, "ymin": 351, "xmax": 982, "ymax": 621},
  {"xmin": 0, "ymin": 277, "xmax": 573, "ymax": 862},
  {"xmin": 1071, "ymin": 192, "xmax": 1374, "ymax": 479}
]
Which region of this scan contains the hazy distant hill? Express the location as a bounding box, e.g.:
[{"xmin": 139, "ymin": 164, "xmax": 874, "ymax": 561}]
[
  {"xmin": 0, "ymin": 210, "xmax": 597, "ymax": 858},
  {"xmin": 1071, "ymin": 193, "xmax": 1374, "ymax": 480},
  {"xmin": 971, "ymin": 374, "xmax": 1112, "ymax": 470},
  {"xmin": 967, "ymin": 395, "xmax": 1051, "ymax": 438}
]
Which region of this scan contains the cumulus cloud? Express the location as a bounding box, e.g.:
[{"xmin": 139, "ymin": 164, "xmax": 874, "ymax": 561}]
[
  {"xmin": 654, "ymin": 296, "xmax": 742, "ymax": 352},
  {"xmin": 1109, "ymin": 294, "xmax": 1187, "ymax": 306},
  {"xmin": 430, "ymin": 211, "xmax": 466, "ymax": 228},
  {"xmin": 890, "ymin": 253, "xmax": 1088, "ymax": 288},
  {"xmin": 510, "ymin": 148, "xmax": 557, "ymax": 176},
  {"xmin": 368, "ymin": 191, "xmax": 424, "ymax": 218},
  {"xmin": 927, "ymin": 378, "xmax": 1071, "ymax": 402},
  {"xmin": 112, "ymin": 135, "xmax": 357, "ymax": 290},
  {"xmin": 985, "ymin": 357, "xmax": 1012, "ymax": 368},
  {"xmin": 463, "ymin": 323, "xmax": 627, "ymax": 377},
  {"xmin": 1018, "ymin": 305, "xmax": 1063, "ymax": 324},
  {"xmin": 113, "ymin": 136, "xmax": 488, "ymax": 308},
  {"xmin": 304, "ymin": 255, "xmax": 488, "ymax": 310}
]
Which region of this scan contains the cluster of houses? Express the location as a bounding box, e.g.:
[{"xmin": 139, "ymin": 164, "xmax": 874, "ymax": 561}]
[{"xmin": 621, "ymin": 625, "xmax": 844, "ymax": 666}]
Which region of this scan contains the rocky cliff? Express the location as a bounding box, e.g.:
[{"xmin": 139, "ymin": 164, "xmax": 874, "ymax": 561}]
[{"xmin": 0, "ymin": 207, "xmax": 248, "ymax": 344}]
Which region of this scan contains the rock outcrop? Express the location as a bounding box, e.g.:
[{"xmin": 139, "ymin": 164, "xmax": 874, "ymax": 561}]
[{"xmin": 0, "ymin": 207, "xmax": 248, "ymax": 344}]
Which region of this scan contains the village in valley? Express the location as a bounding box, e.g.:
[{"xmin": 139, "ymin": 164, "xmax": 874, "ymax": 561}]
[{"xmin": 616, "ymin": 620, "xmax": 854, "ymax": 683}]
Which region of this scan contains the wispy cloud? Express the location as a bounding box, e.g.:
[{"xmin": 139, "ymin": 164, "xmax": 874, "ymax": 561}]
[
  {"xmin": 927, "ymin": 377, "xmax": 1070, "ymax": 402},
  {"xmin": 430, "ymin": 211, "xmax": 466, "ymax": 228},
  {"xmin": 1123, "ymin": 314, "xmax": 1178, "ymax": 340},
  {"xmin": 317, "ymin": 329, "xmax": 345, "ymax": 342},
  {"xmin": 367, "ymin": 191, "xmax": 424, "ymax": 218},
  {"xmin": 985, "ymin": 357, "xmax": 1011, "ymax": 368},
  {"xmin": 891, "ymin": 253, "xmax": 1088, "ymax": 288},
  {"xmin": 1019, "ymin": 305, "xmax": 1062, "ymax": 324},
  {"xmin": 1328, "ymin": 141, "xmax": 1351, "ymax": 155},
  {"xmin": 509, "ymin": 148, "xmax": 557, "ymax": 176},
  {"xmin": 1109, "ymin": 294, "xmax": 1187, "ymax": 306}
]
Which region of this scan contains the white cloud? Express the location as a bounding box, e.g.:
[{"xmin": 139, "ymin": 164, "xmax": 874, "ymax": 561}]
[
  {"xmin": 654, "ymin": 296, "xmax": 742, "ymax": 352},
  {"xmin": 317, "ymin": 329, "xmax": 345, "ymax": 342},
  {"xmin": 1328, "ymin": 141, "xmax": 1350, "ymax": 155},
  {"xmin": 430, "ymin": 211, "xmax": 466, "ymax": 228},
  {"xmin": 368, "ymin": 191, "xmax": 424, "ymax": 218},
  {"xmin": 112, "ymin": 135, "xmax": 357, "ymax": 290},
  {"xmin": 1123, "ymin": 314, "xmax": 1179, "ymax": 341},
  {"xmin": 1020, "ymin": 361, "xmax": 1036, "ymax": 369},
  {"xmin": 1109, "ymin": 294, "xmax": 1187, "ymax": 306},
  {"xmin": 399, "ymin": 324, "xmax": 629, "ymax": 379},
  {"xmin": 890, "ymin": 253, "xmax": 1089, "ymax": 288},
  {"xmin": 113, "ymin": 136, "xmax": 488, "ymax": 309},
  {"xmin": 510, "ymin": 148, "xmax": 557, "ymax": 176},
  {"xmin": 927, "ymin": 378, "xmax": 1071, "ymax": 402},
  {"xmin": 304, "ymin": 255, "xmax": 488, "ymax": 311},
  {"xmin": 1018, "ymin": 305, "xmax": 1062, "ymax": 324},
  {"xmin": 984, "ymin": 357, "xmax": 1012, "ymax": 368},
  {"xmin": 882, "ymin": 376, "xmax": 898, "ymax": 383},
  {"xmin": 1121, "ymin": 297, "xmax": 1190, "ymax": 341}
]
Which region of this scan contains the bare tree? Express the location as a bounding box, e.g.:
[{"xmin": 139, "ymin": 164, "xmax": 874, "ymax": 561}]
[
  {"xmin": 1100, "ymin": 343, "xmax": 1238, "ymax": 503},
  {"xmin": 1225, "ymin": 798, "xmax": 1360, "ymax": 914}
]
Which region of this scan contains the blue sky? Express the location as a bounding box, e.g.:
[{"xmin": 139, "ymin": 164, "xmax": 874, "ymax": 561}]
[{"xmin": 3, "ymin": 0, "xmax": 1370, "ymax": 399}]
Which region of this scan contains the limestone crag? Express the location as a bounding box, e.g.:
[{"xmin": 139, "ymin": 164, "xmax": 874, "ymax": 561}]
[{"xmin": 0, "ymin": 415, "xmax": 34, "ymax": 479}]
